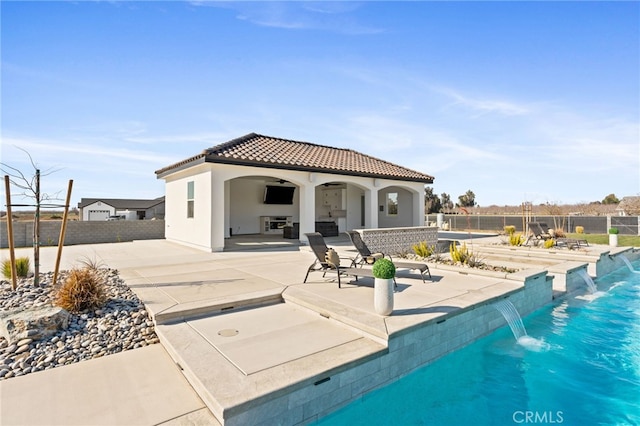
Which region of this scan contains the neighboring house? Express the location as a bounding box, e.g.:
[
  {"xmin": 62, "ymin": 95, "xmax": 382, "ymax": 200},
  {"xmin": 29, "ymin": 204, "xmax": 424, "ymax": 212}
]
[
  {"xmin": 156, "ymin": 133, "xmax": 434, "ymax": 252},
  {"xmin": 77, "ymin": 197, "xmax": 165, "ymax": 221},
  {"xmin": 617, "ymin": 196, "xmax": 640, "ymax": 216}
]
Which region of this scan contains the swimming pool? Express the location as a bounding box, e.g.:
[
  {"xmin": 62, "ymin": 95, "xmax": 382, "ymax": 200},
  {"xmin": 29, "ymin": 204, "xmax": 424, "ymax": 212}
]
[{"xmin": 316, "ymin": 262, "xmax": 640, "ymax": 425}]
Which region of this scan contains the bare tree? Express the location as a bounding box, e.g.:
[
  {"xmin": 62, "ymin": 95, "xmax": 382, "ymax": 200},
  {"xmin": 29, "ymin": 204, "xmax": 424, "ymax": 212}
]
[
  {"xmin": 619, "ymin": 196, "xmax": 640, "ymax": 215},
  {"xmin": 1, "ymin": 148, "xmax": 62, "ymax": 286},
  {"xmin": 541, "ymin": 201, "xmax": 567, "ymax": 232}
]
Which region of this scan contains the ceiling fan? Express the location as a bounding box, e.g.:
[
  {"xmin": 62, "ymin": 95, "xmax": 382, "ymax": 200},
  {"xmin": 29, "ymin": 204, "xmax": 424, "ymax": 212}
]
[{"xmin": 265, "ymin": 178, "xmax": 289, "ymax": 184}]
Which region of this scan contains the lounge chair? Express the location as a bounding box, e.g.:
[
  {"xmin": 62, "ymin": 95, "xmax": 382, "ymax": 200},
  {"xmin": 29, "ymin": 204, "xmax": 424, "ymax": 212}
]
[
  {"xmin": 555, "ymin": 237, "xmax": 589, "ymax": 250},
  {"xmin": 344, "ymin": 230, "xmax": 432, "ymax": 282},
  {"xmin": 303, "ymin": 232, "xmax": 387, "ymax": 288},
  {"xmin": 344, "ymin": 230, "xmax": 388, "ymax": 266},
  {"xmin": 525, "ymin": 222, "xmax": 553, "ymax": 245}
]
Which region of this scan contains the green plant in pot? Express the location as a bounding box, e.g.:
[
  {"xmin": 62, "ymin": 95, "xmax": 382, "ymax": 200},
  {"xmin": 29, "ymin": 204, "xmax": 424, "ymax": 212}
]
[
  {"xmin": 372, "ymin": 258, "xmax": 395, "ymax": 316},
  {"xmin": 608, "ymin": 227, "xmax": 619, "ymax": 247},
  {"xmin": 372, "ymin": 258, "xmax": 396, "ymax": 279}
]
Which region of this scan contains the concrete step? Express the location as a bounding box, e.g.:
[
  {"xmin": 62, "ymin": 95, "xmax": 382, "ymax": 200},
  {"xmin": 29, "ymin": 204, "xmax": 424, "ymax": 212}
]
[{"xmin": 155, "ymin": 302, "xmax": 387, "ymax": 425}]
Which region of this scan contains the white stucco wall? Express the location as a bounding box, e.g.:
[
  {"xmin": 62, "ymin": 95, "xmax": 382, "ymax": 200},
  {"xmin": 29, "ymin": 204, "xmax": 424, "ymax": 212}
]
[
  {"xmin": 159, "ymin": 162, "xmax": 426, "ymax": 252},
  {"xmin": 377, "ymin": 186, "xmax": 414, "ymax": 228},
  {"xmin": 164, "ymin": 165, "xmax": 214, "ymax": 251},
  {"xmin": 345, "ymin": 185, "xmax": 366, "ymax": 230}
]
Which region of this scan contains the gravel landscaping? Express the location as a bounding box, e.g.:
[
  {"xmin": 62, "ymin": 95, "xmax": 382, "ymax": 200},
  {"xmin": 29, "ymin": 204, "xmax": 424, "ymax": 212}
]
[{"xmin": 0, "ymin": 269, "xmax": 158, "ymax": 380}]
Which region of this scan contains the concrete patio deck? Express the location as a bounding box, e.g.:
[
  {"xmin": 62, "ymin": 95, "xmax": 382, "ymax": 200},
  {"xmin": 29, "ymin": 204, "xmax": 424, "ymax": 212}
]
[{"xmin": 1, "ymin": 234, "xmax": 636, "ymax": 425}]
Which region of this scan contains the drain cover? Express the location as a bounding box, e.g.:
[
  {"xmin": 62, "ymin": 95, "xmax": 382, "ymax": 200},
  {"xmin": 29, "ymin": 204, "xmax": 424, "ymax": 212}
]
[{"xmin": 218, "ymin": 329, "xmax": 239, "ymax": 337}]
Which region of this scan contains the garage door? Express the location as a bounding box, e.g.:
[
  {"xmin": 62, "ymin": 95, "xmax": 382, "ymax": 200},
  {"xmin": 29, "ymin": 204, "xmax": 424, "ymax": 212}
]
[{"xmin": 88, "ymin": 210, "xmax": 110, "ymax": 221}]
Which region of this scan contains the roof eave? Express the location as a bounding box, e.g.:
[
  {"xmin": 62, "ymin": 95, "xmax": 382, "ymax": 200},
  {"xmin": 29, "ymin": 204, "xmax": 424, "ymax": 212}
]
[
  {"xmin": 155, "ymin": 154, "xmax": 207, "ymax": 179},
  {"xmin": 205, "ymin": 156, "xmax": 434, "ymax": 184}
]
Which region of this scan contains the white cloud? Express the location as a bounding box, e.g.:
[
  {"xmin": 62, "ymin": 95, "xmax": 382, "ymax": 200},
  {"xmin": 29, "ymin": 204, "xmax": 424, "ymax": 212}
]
[
  {"xmin": 434, "ymin": 86, "xmax": 530, "ymax": 117},
  {"xmin": 2, "ymin": 136, "xmax": 175, "ymax": 165},
  {"xmin": 199, "ymin": 1, "xmax": 383, "ymax": 35}
]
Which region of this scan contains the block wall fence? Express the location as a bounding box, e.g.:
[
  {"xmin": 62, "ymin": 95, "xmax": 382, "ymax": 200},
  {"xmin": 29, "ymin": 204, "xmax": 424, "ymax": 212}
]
[
  {"xmin": 0, "ymin": 220, "xmax": 165, "ymax": 249},
  {"xmin": 3, "ymin": 214, "xmax": 638, "ymax": 250}
]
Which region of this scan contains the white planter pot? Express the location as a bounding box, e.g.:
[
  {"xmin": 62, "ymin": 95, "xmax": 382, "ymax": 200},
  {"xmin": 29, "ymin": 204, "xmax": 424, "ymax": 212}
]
[
  {"xmin": 609, "ymin": 234, "xmax": 618, "ymax": 247},
  {"xmin": 374, "ymin": 278, "xmax": 394, "ymax": 316}
]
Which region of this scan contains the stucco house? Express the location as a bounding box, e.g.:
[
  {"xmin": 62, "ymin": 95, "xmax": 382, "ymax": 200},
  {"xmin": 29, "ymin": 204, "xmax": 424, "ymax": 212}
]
[
  {"xmin": 77, "ymin": 197, "xmax": 165, "ymax": 221},
  {"xmin": 155, "ymin": 133, "xmax": 434, "ymax": 252}
]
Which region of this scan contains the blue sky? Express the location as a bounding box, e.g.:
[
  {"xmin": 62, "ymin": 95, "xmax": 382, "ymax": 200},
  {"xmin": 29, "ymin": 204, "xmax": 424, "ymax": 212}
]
[{"xmin": 2, "ymin": 1, "xmax": 639, "ymax": 210}]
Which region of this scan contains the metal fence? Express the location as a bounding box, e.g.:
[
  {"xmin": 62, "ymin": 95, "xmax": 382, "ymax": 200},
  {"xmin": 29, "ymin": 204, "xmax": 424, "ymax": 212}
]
[{"xmin": 426, "ymin": 214, "xmax": 639, "ymax": 235}]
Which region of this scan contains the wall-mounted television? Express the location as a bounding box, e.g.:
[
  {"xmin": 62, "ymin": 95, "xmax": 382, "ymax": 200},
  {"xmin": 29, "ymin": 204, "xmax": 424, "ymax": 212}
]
[{"xmin": 264, "ymin": 185, "xmax": 295, "ymax": 205}]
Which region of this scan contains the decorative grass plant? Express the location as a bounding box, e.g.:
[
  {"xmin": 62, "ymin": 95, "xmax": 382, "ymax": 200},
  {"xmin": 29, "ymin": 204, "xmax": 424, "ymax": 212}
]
[
  {"xmin": 509, "ymin": 233, "xmax": 524, "ymax": 246},
  {"xmin": 412, "ymin": 241, "xmax": 434, "ymax": 258},
  {"xmin": 54, "ymin": 267, "xmax": 107, "ymax": 313},
  {"xmin": 2, "ymin": 257, "xmax": 31, "ymax": 278},
  {"xmin": 450, "ymin": 242, "xmax": 473, "ymax": 264}
]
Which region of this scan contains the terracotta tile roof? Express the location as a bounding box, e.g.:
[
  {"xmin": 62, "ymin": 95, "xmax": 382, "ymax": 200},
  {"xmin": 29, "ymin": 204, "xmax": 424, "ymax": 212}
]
[{"xmin": 156, "ymin": 133, "xmax": 434, "ymax": 183}]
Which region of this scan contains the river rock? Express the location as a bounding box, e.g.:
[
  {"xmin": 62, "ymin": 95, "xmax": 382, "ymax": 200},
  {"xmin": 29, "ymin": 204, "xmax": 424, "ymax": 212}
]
[{"xmin": 0, "ymin": 306, "xmax": 70, "ymax": 344}]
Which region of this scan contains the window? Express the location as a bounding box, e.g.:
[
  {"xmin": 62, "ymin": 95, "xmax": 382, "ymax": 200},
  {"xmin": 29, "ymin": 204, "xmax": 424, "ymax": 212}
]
[
  {"xmin": 387, "ymin": 192, "xmax": 398, "ymax": 216},
  {"xmin": 187, "ymin": 181, "xmax": 194, "ymax": 218}
]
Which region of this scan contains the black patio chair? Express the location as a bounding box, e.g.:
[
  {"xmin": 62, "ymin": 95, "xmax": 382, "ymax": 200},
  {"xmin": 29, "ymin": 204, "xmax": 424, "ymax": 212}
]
[
  {"xmin": 303, "ymin": 232, "xmax": 381, "ymax": 288},
  {"xmin": 303, "ymin": 232, "xmax": 353, "ymax": 288},
  {"xmin": 525, "ymin": 222, "xmax": 553, "ymax": 246},
  {"xmin": 345, "ymin": 230, "xmax": 390, "ymax": 267}
]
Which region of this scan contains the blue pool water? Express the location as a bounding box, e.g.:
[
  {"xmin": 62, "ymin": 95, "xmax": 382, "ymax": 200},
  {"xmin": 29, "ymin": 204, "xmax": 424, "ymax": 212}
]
[{"xmin": 317, "ymin": 263, "xmax": 640, "ymax": 425}]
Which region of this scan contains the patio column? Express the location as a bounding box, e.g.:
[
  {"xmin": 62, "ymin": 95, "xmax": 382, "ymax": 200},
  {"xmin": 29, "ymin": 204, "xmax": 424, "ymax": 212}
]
[
  {"xmin": 210, "ymin": 176, "xmax": 225, "ymax": 252},
  {"xmin": 224, "ymin": 180, "xmax": 231, "ymax": 238},
  {"xmin": 298, "ymin": 183, "xmax": 316, "ymax": 243},
  {"xmin": 412, "ymin": 190, "xmax": 425, "ymax": 226},
  {"xmin": 365, "ymin": 189, "xmax": 378, "ymax": 229}
]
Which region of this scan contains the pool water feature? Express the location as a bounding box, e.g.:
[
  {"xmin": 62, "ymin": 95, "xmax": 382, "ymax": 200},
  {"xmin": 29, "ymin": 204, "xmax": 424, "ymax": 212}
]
[
  {"xmin": 493, "ymin": 299, "xmax": 527, "ymax": 340},
  {"xmin": 316, "ymin": 262, "xmax": 640, "ymax": 425},
  {"xmin": 621, "ymin": 255, "xmax": 640, "ymax": 273},
  {"xmin": 576, "ymin": 269, "xmax": 597, "ymax": 294}
]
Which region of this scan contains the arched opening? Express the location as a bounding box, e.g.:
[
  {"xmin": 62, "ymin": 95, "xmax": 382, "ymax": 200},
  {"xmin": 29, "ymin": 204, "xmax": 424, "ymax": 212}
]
[{"xmin": 228, "ymin": 176, "xmax": 300, "ymax": 236}]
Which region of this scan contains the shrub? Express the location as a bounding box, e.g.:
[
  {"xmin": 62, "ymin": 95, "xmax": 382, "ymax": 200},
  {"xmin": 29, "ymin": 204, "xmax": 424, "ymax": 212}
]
[
  {"xmin": 544, "ymin": 239, "xmax": 555, "ymax": 249},
  {"xmin": 575, "ymin": 226, "xmax": 584, "ymax": 234},
  {"xmin": 509, "ymin": 233, "xmax": 524, "ymax": 246},
  {"xmin": 372, "ymin": 258, "xmax": 396, "ymax": 279},
  {"xmin": 553, "ymin": 228, "xmax": 566, "ymax": 238},
  {"xmin": 412, "ymin": 241, "xmax": 434, "ymax": 258},
  {"xmin": 450, "ymin": 242, "xmax": 472, "ymax": 264},
  {"xmin": 77, "ymin": 255, "xmax": 106, "ymax": 270},
  {"xmin": 467, "ymin": 252, "xmax": 486, "ymax": 268},
  {"xmin": 2, "ymin": 257, "xmax": 31, "ymax": 278},
  {"xmin": 504, "ymin": 225, "xmax": 516, "ymax": 235},
  {"xmin": 54, "ymin": 267, "xmax": 108, "ymax": 313},
  {"xmin": 609, "ymin": 228, "xmax": 619, "ymax": 235}
]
